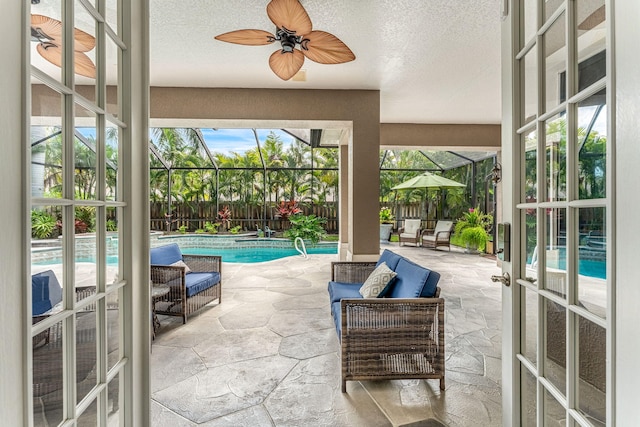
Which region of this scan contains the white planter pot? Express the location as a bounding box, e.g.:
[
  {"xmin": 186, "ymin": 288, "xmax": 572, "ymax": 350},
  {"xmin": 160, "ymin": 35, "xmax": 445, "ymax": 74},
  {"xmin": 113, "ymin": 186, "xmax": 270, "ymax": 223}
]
[{"xmin": 380, "ymin": 224, "xmax": 394, "ymax": 241}]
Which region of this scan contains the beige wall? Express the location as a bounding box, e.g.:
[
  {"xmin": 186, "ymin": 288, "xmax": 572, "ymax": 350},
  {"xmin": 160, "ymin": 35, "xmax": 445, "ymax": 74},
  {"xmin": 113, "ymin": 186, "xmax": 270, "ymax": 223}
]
[{"xmin": 380, "ymin": 123, "xmax": 500, "ymax": 150}]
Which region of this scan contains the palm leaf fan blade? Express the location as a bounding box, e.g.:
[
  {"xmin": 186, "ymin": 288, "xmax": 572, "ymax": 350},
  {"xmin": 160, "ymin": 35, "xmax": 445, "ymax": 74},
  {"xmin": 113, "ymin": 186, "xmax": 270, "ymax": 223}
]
[
  {"xmin": 269, "ymin": 49, "xmax": 304, "ymax": 80},
  {"xmin": 31, "ymin": 14, "xmax": 63, "ymax": 39},
  {"xmin": 267, "ymin": 0, "xmax": 312, "ymax": 35},
  {"xmin": 36, "ymin": 43, "xmax": 63, "ymax": 68},
  {"xmin": 74, "ymin": 27, "xmax": 96, "ymax": 52},
  {"xmin": 74, "ymin": 51, "xmax": 96, "ymax": 78},
  {"xmin": 301, "ymin": 31, "xmax": 355, "ymax": 64},
  {"xmin": 215, "ymin": 29, "xmax": 276, "ymax": 46}
]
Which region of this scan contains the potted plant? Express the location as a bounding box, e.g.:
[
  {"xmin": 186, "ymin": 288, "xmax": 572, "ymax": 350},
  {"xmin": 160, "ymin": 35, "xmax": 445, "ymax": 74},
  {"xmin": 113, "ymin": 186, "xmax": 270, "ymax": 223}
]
[
  {"xmin": 454, "ymin": 207, "xmax": 493, "ymax": 253},
  {"xmin": 379, "ymin": 207, "xmax": 395, "ymax": 242}
]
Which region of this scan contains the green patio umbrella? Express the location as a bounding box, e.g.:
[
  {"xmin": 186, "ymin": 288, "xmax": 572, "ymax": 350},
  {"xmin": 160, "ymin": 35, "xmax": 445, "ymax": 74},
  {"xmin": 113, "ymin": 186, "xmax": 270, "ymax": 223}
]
[{"xmin": 391, "ymin": 172, "xmax": 466, "ymax": 220}]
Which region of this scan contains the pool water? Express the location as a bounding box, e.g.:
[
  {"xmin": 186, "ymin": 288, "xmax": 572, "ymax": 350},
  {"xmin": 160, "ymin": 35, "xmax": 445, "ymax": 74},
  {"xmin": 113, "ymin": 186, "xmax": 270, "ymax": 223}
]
[{"xmin": 182, "ymin": 246, "xmax": 338, "ymax": 263}]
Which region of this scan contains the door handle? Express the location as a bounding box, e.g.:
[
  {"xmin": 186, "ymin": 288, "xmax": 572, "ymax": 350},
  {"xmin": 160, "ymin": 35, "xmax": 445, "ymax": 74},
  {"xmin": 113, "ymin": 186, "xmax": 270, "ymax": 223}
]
[{"xmin": 491, "ymin": 272, "xmax": 511, "ymax": 287}]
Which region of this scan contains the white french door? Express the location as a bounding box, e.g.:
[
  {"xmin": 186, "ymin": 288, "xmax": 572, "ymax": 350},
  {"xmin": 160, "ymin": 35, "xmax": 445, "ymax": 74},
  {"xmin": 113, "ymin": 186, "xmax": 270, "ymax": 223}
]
[
  {"xmin": 27, "ymin": 0, "xmax": 132, "ymax": 425},
  {"xmin": 502, "ymin": 1, "xmax": 611, "ymax": 426}
]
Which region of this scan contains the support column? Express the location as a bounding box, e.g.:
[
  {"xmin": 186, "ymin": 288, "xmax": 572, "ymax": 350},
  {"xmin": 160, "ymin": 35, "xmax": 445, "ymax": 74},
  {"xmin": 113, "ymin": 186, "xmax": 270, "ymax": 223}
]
[
  {"xmin": 348, "ymin": 118, "xmax": 381, "ymax": 261},
  {"xmin": 338, "ymin": 144, "xmax": 349, "ymax": 261}
]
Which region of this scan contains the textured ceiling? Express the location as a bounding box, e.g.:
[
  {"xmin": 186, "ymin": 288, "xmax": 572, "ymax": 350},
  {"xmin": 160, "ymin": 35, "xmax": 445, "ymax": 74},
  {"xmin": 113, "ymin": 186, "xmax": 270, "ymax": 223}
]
[{"xmin": 150, "ymin": 0, "xmax": 503, "ymax": 124}]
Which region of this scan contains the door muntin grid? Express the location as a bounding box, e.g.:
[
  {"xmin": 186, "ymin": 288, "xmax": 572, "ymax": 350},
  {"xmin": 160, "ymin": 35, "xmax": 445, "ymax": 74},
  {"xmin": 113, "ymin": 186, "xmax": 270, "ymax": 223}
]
[{"xmin": 514, "ymin": 1, "xmax": 608, "ymax": 426}]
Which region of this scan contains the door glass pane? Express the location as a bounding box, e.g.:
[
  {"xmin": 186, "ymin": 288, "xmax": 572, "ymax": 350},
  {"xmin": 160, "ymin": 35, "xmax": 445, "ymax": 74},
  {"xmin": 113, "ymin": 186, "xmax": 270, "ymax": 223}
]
[
  {"xmin": 31, "ymin": 205, "xmax": 64, "ymax": 308},
  {"xmin": 107, "ymin": 374, "xmax": 120, "ymax": 423},
  {"xmin": 525, "ymin": 209, "xmax": 538, "ymax": 283},
  {"xmin": 544, "ymin": 387, "xmax": 566, "ymax": 426},
  {"xmin": 522, "ymin": 46, "xmax": 538, "ymax": 126},
  {"xmin": 106, "ymin": 0, "xmax": 119, "ymax": 36},
  {"xmin": 578, "ymin": 207, "xmax": 606, "ymax": 318},
  {"xmin": 521, "ymin": 0, "xmax": 537, "ymax": 48},
  {"xmin": 33, "ymin": 319, "xmax": 64, "ymax": 427},
  {"xmin": 77, "ymin": 397, "xmax": 97, "ymax": 426},
  {"xmin": 106, "ymin": 36, "xmax": 121, "ymax": 117},
  {"xmin": 30, "ymin": 0, "xmax": 63, "ymax": 84},
  {"xmin": 107, "ymin": 290, "xmax": 121, "ymax": 371},
  {"xmin": 576, "ymin": 315, "xmax": 606, "ymax": 426},
  {"xmin": 106, "ymin": 123, "xmax": 120, "ymax": 201},
  {"xmin": 545, "ymin": 208, "xmax": 567, "ymax": 297},
  {"xmin": 76, "ymin": 310, "xmax": 98, "ymax": 403},
  {"xmin": 521, "ymin": 285, "xmax": 538, "ymax": 364},
  {"xmin": 545, "ymin": 113, "xmax": 567, "ymax": 202},
  {"xmin": 524, "ymin": 129, "xmax": 538, "ymax": 203},
  {"xmin": 32, "ymin": 83, "xmax": 64, "ymax": 198},
  {"xmin": 577, "ymin": 1, "xmax": 606, "ymax": 65},
  {"xmin": 75, "ymin": 104, "xmax": 97, "ymax": 200},
  {"xmin": 75, "ymin": 206, "xmax": 98, "ymax": 301},
  {"xmin": 521, "ymin": 365, "xmax": 538, "ymax": 426},
  {"xmin": 74, "ymin": 0, "xmax": 97, "ymax": 97},
  {"xmin": 106, "ymin": 207, "xmax": 120, "ymax": 285},
  {"xmin": 578, "ymin": 99, "xmax": 607, "ymax": 200},
  {"xmin": 544, "ymin": 0, "xmax": 563, "ymax": 22},
  {"xmin": 545, "ymin": 298, "xmax": 566, "ymax": 395},
  {"xmin": 543, "ymin": 13, "xmax": 566, "ymax": 113}
]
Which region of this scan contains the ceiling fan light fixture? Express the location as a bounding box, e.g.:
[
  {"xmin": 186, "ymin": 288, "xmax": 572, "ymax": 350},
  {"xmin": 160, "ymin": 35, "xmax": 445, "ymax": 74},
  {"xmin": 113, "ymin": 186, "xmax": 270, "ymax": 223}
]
[
  {"xmin": 291, "ymin": 69, "xmax": 306, "ymax": 82},
  {"xmin": 214, "ymin": 0, "xmax": 355, "ymax": 80}
]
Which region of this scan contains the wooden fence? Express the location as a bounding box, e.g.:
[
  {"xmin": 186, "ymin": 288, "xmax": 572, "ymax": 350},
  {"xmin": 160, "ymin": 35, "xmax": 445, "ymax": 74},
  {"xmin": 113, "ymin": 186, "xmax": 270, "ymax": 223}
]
[{"xmin": 150, "ymin": 201, "xmax": 460, "ymax": 234}]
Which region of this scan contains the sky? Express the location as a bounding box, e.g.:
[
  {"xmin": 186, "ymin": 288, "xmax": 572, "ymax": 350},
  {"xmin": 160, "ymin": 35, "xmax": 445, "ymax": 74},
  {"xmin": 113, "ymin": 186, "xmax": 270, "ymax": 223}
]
[{"xmin": 200, "ymin": 129, "xmax": 295, "ymax": 156}]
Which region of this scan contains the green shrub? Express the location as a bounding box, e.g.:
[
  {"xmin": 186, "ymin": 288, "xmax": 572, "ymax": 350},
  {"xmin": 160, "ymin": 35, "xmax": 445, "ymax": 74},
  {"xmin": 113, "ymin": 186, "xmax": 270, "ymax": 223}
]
[
  {"xmin": 106, "ymin": 219, "xmax": 118, "ymax": 231},
  {"xmin": 31, "ymin": 210, "xmax": 57, "ymax": 239},
  {"xmin": 204, "ymin": 221, "xmax": 220, "ymax": 233},
  {"xmin": 284, "ymin": 214, "xmax": 327, "ymax": 244},
  {"xmin": 229, "ymin": 225, "xmax": 242, "ymax": 234},
  {"xmin": 177, "ymin": 225, "xmax": 187, "ymax": 234},
  {"xmin": 195, "ymin": 229, "xmax": 205, "ymax": 234}
]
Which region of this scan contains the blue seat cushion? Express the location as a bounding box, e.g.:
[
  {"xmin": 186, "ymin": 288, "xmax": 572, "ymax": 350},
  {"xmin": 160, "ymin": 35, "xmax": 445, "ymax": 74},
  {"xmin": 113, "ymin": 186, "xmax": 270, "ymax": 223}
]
[
  {"xmin": 388, "ymin": 258, "xmax": 432, "ymax": 298},
  {"xmin": 328, "ymin": 281, "xmax": 363, "ymax": 304},
  {"xmin": 376, "ymin": 249, "xmax": 403, "ymax": 271},
  {"xmin": 150, "ymin": 243, "xmax": 183, "ymax": 266},
  {"xmin": 183, "ymin": 272, "xmax": 221, "ymax": 298},
  {"xmin": 331, "ymin": 301, "xmax": 342, "ymax": 340}
]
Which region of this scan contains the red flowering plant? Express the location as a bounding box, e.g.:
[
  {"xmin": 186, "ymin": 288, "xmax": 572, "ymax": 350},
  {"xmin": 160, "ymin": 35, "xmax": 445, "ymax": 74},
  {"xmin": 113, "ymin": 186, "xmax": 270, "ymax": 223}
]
[
  {"xmin": 274, "ymin": 200, "xmax": 302, "ymax": 221},
  {"xmin": 217, "ymin": 206, "xmax": 232, "ymax": 231},
  {"xmin": 274, "ymin": 200, "xmax": 302, "ymax": 230}
]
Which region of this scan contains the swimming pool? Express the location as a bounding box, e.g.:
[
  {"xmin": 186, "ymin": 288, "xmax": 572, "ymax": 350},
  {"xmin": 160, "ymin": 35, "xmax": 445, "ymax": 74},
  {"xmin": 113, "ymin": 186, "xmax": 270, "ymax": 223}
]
[
  {"xmin": 32, "ymin": 235, "xmax": 339, "ymax": 265},
  {"xmin": 154, "ymin": 235, "xmax": 338, "ymax": 263},
  {"xmin": 182, "ymin": 245, "xmax": 337, "ymax": 263}
]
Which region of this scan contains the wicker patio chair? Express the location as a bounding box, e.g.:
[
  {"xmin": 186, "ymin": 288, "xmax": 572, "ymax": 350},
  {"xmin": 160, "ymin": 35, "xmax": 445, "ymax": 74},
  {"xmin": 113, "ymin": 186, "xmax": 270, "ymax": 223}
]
[
  {"xmin": 421, "ymin": 220, "xmax": 453, "ymax": 251},
  {"xmin": 150, "ymin": 243, "xmax": 222, "ymax": 324},
  {"xmin": 398, "ymin": 219, "xmax": 423, "ymax": 246}
]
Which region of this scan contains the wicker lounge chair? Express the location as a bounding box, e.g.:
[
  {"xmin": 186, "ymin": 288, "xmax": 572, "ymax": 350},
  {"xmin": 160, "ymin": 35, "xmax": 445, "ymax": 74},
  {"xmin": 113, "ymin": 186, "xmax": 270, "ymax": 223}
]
[
  {"xmin": 421, "ymin": 220, "xmax": 453, "ymax": 250},
  {"xmin": 150, "ymin": 243, "xmax": 222, "ymax": 323},
  {"xmin": 398, "ymin": 219, "xmax": 422, "ymax": 246}
]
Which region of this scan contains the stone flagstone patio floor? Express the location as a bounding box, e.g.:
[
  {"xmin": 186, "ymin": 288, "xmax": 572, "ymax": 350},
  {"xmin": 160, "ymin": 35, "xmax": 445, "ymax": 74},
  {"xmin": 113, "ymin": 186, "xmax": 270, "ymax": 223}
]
[{"xmin": 150, "ymin": 244, "xmax": 503, "ymax": 426}]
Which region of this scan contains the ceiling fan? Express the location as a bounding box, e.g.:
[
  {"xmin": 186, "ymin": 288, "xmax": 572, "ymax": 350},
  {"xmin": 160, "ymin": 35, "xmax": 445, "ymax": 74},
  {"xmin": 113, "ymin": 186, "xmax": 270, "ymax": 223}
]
[
  {"xmin": 31, "ymin": 14, "xmax": 96, "ymax": 79},
  {"xmin": 214, "ymin": 0, "xmax": 355, "ymax": 81}
]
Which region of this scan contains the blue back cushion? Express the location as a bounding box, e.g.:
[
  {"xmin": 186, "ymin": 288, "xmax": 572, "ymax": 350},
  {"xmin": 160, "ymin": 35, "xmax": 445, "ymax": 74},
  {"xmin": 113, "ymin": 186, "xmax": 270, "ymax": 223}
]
[
  {"xmin": 388, "ymin": 258, "xmax": 431, "ymax": 298},
  {"xmin": 32, "ymin": 275, "xmax": 52, "ymax": 316},
  {"xmin": 420, "ymin": 270, "xmax": 440, "ymax": 297},
  {"xmin": 150, "ymin": 243, "xmax": 183, "ymax": 265},
  {"xmin": 376, "ymin": 249, "xmax": 403, "ymax": 271},
  {"xmin": 32, "ymin": 270, "xmax": 63, "ymax": 315}
]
